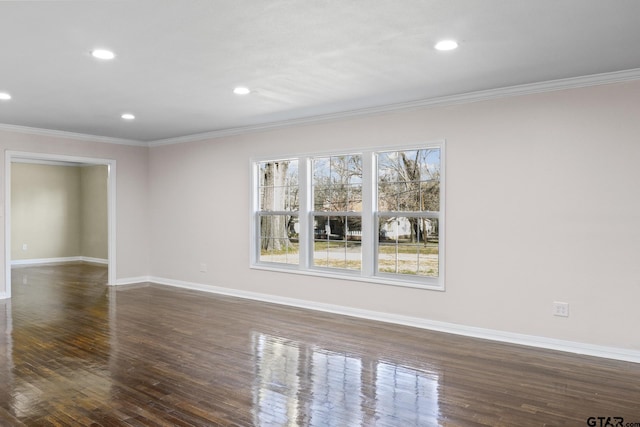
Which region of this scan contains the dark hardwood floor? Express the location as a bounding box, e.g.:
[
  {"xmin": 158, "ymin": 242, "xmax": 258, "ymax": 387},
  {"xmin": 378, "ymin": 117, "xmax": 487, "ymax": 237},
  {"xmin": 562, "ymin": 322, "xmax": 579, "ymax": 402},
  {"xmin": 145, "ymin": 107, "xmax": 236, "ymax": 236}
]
[{"xmin": 1, "ymin": 264, "xmax": 639, "ymax": 426}]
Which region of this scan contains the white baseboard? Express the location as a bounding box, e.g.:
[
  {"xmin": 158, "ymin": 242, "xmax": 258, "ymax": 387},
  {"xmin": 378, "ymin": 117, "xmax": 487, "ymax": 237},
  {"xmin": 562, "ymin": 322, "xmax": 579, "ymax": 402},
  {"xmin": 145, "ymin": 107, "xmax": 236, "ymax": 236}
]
[
  {"xmin": 115, "ymin": 276, "xmax": 152, "ymax": 286},
  {"xmin": 141, "ymin": 276, "xmax": 640, "ymax": 364},
  {"xmin": 81, "ymin": 257, "xmax": 109, "ymax": 265},
  {"xmin": 11, "ymin": 256, "xmax": 108, "ymax": 266},
  {"xmin": 12, "ymin": 256, "xmax": 82, "ymax": 266}
]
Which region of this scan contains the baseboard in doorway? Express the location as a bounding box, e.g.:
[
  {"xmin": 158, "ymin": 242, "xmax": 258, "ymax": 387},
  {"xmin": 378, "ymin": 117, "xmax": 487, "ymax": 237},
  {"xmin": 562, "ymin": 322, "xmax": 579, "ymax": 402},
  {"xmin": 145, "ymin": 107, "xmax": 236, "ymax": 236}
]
[
  {"xmin": 80, "ymin": 257, "xmax": 109, "ymax": 265},
  {"xmin": 11, "ymin": 256, "xmax": 108, "ymax": 266}
]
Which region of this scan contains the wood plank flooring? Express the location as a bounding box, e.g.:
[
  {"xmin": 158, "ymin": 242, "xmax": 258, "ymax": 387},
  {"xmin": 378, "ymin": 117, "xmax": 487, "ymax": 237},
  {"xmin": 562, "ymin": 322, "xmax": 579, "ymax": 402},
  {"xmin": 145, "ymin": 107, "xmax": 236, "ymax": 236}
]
[{"xmin": 1, "ymin": 263, "xmax": 639, "ymax": 426}]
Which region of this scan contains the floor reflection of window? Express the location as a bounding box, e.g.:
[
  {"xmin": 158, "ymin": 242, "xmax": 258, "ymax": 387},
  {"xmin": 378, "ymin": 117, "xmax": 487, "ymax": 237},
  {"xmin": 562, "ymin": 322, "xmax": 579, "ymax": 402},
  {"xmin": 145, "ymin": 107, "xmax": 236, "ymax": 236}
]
[
  {"xmin": 253, "ymin": 334, "xmax": 300, "ymax": 427},
  {"xmin": 252, "ymin": 333, "xmax": 440, "ymax": 426},
  {"xmin": 375, "ymin": 362, "xmax": 440, "ymax": 426},
  {"xmin": 309, "ymin": 350, "xmax": 363, "ymax": 427}
]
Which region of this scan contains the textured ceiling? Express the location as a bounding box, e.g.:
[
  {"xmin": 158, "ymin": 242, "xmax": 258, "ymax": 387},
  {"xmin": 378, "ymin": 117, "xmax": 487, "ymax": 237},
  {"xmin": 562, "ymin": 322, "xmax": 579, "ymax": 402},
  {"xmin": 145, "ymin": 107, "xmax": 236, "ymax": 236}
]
[{"xmin": 1, "ymin": 0, "xmax": 640, "ymax": 143}]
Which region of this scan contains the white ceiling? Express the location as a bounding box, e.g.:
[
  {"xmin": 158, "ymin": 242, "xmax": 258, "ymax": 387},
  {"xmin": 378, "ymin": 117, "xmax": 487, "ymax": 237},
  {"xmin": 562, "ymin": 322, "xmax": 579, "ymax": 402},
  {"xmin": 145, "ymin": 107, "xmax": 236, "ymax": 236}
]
[{"xmin": 1, "ymin": 0, "xmax": 640, "ymax": 143}]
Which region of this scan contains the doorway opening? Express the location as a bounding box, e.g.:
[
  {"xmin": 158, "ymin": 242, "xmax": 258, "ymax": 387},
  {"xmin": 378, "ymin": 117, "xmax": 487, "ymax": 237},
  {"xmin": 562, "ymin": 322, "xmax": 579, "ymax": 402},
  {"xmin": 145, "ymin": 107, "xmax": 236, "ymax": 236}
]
[{"xmin": 4, "ymin": 151, "xmax": 116, "ymax": 298}]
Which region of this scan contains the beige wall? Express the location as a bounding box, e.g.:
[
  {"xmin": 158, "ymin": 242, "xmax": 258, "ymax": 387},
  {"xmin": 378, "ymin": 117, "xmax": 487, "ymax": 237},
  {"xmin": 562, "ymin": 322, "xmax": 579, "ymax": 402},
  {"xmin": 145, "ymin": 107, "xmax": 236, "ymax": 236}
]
[
  {"xmin": 148, "ymin": 80, "xmax": 640, "ymax": 351},
  {"xmin": 11, "ymin": 163, "xmax": 108, "ymax": 261},
  {"xmin": 11, "ymin": 163, "xmax": 82, "ymax": 260},
  {"xmin": 0, "ymin": 130, "xmax": 150, "ymax": 294},
  {"xmin": 80, "ymin": 165, "xmax": 108, "ymax": 259}
]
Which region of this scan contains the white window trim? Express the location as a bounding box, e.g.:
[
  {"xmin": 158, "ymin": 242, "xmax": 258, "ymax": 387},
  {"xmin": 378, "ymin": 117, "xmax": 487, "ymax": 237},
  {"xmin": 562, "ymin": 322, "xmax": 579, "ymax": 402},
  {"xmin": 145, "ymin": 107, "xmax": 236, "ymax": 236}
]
[{"xmin": 250, "ymin": 140, "xmax": 445, "ymax": 291}]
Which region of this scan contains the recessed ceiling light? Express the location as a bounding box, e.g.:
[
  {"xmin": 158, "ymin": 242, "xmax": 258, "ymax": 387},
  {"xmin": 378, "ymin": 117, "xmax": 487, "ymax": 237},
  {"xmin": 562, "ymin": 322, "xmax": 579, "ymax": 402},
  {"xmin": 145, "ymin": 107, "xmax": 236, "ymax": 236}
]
[
  {"xmin": 233, "ymin": 87, "xmax": 251, "ymax": 95},
  {"xmin": 0, "ymin": 92, "xmax": 11, "ymax": 100},
  {"xmin": 434, "ymin": 40, "xmax": 459, "ymax": 51},
  {"xmin": 121, "ymin": 113, "xmax": 135, "ymax": 120},
  {"xmin": 91, "ymin": 49, "xmax": 116, "ymax": 60}
]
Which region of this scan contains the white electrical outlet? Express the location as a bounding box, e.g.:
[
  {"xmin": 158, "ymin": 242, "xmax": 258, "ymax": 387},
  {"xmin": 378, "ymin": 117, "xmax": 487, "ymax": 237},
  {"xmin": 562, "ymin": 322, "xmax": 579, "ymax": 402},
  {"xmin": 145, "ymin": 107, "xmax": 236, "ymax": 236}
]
[
  {"xmin": 553, "ymin": 301, "xmax": 569, "ymax": 317},
  {"xmin": 22, "ymin": 243, "xmax": 28, "ymax": 251},
  {"xmin": 199, "ymin": 263, "xmax": 207, "ymax": 272}
]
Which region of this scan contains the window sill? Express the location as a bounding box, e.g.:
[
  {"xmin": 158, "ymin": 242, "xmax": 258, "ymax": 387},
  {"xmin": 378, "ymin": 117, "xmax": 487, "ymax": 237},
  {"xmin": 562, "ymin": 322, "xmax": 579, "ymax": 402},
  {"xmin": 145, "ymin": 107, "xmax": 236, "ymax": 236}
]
[{"xmin": 250, "ymin": 262, "xmax": 445, "ymax": 292}]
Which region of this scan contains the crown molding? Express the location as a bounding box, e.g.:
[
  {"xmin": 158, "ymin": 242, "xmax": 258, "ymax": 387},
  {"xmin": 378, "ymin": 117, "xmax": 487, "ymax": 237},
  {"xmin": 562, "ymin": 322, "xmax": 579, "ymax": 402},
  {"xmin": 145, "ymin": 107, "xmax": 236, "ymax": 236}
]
[
  {"xmin": 3, "ymin": 68, "xmax": 640, "ymax": 148},
  {"xmin": 149, "ymin": 67, "xmax": 640, "ymax": 147},
  {"xmin": 0, "ymin": 123, "xmax": 147, "ymax": 147}
]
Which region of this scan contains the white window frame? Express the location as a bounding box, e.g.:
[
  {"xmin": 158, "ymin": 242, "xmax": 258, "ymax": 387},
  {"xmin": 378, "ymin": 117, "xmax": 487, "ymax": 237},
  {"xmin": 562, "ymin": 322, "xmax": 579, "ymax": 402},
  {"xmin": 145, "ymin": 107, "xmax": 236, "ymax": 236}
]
[{"xmin": 250, "ymin": 140, "xmax": 445, "ymax": 291}]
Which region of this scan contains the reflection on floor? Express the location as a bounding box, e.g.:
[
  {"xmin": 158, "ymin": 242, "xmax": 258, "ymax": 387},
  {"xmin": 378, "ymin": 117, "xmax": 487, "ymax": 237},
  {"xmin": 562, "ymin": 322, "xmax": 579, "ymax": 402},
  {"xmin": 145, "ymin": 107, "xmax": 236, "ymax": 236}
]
[
  {"xmin": 253, "ymin": 334, "xmax": 439, "ymax": 426},
  {"xmin": 1, "ymin": 263, "xmax": 639, "ymax": 425}
]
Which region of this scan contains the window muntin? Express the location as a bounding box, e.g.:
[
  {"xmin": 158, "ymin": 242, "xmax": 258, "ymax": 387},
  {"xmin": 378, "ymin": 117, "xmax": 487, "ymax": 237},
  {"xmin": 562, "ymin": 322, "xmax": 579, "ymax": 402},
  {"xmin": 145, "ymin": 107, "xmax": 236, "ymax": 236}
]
[
  {"xmin": 252, "ymin": 143, "xmax": 444, "ymax": 290},
  {"xmin": 257, "ymin": 159, "xmax": 299, "ymax": 265}
]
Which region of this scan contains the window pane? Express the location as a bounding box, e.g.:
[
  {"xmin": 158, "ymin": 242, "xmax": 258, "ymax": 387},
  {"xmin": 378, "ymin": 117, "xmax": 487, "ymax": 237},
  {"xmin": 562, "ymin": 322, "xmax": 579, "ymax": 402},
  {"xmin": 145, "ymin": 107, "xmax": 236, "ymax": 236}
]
[
  {"xmin": 313, "ymin": 157, "xmax": 330, "ymax": 211},
  {"xmin": 347, "ymin": 184, "xmax": 362, "ymax": 211},
  {"xmin": 378, "ymin": 181, "xmax": 399, "ymax": 211},
  {"xmin": 313, "ymin": 155, "xmax": 362, "ymax": 213},
  {"xmin": 259, "ymin": 160, "xmax": 298, "ymax": 211},
  {"xmin": 331, "ymin": 184, "xmax": 347, "ymax": 211},
  {"xmin": 378, "ymin": 217, "xmax": 439, "ymax": 277},
  {"xmin": 377, "ymin": 149, "xmax": 440, "ymax": 212},
  {"xmin": 313, "ymin": 215, "xmax": 361, "ymax": 271},
  {"xmin": 313, "ymin": 157, "xmax": 330, "ymax": 183},
  {"xmin": 379, "ymin": 181, "xmax": 434, "ymax": 212},
  {"xmin": 314, "ymin": 187, "xmax": 329, "ymax": 211},
  {"xmin": 420, "ymin": 179, "xmax": 440, "ymax": 212},
  {"xmin": 347, "ymin": 155, "xmax": 362, "ymax": 184},
  {"xmin": 259, "ymin": 215, "xmax": 299, "ymax": 265}
]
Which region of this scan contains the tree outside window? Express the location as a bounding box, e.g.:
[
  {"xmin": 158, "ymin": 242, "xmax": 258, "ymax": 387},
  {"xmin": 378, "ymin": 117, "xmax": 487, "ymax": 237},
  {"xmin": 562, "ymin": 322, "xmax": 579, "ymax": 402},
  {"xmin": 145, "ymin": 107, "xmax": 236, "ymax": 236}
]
[{"xmin": 258, "ymin": 159, "xmax": 299, "ymax": 264}]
